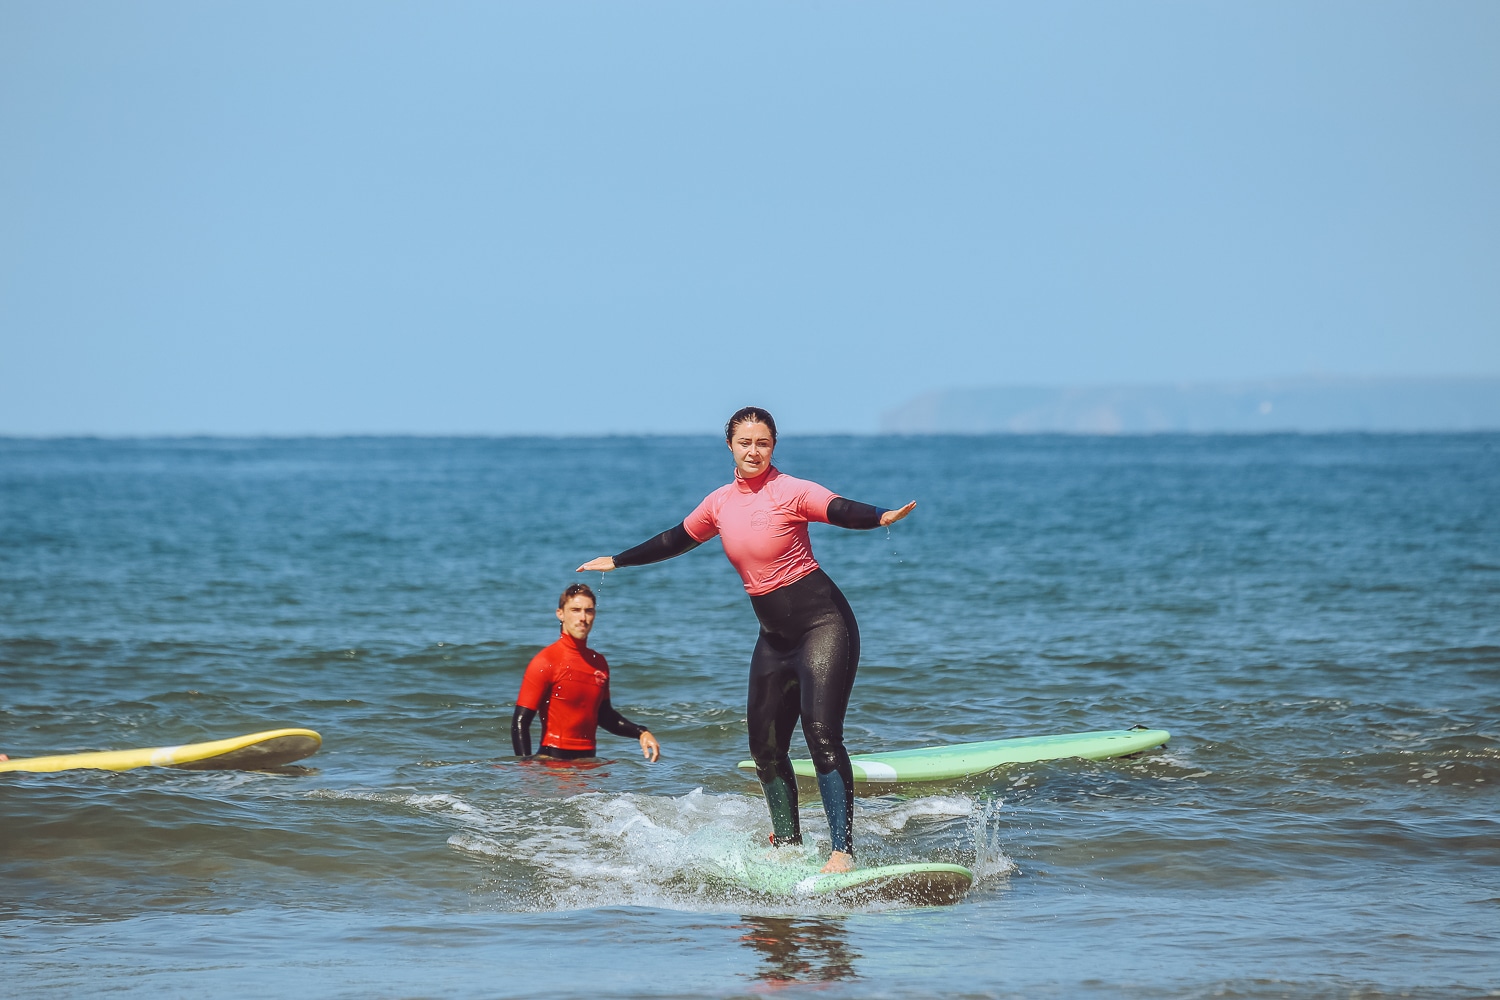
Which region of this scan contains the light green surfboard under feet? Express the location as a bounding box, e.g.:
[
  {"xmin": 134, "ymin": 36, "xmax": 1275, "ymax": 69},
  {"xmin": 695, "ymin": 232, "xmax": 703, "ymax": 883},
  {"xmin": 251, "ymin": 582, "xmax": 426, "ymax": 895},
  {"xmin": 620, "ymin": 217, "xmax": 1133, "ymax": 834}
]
[
  {"xmin": 737, "ymin": 727, "xmax": 1170, "ymax": 783},
  {"xmin": 794, "ymin": 862, "xmax": 974, "ymax": 905},
  {"xmin": 0, "ymin": 728, "xmax": 323, "ymax": 774},
  {"xmin": 728, "ymin": 859, "xmax": 974, "ymax": 906}
]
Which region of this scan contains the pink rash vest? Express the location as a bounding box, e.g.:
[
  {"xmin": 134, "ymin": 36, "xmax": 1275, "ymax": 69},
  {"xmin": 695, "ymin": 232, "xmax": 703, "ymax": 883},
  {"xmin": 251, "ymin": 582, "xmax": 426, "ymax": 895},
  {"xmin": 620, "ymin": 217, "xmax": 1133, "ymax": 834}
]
[{"xmin": 682, "ymin": 467, "xmax": 838, "ymax": 597}]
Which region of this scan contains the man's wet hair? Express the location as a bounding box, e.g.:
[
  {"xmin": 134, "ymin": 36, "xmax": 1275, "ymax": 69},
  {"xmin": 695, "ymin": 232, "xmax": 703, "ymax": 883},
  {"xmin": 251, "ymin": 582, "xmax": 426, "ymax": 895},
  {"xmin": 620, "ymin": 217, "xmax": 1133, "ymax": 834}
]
[{"xmin": 558, "ymin": 583, "xmax": 596, "ymax": 609}]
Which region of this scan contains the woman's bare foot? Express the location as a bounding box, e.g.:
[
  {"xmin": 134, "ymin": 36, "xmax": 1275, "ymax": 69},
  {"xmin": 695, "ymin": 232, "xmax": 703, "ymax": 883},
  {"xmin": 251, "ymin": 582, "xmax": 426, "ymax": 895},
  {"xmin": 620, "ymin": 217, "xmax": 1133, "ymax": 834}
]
[{"xmin": 820, "ymin": 850, "xmax": 854, "ymax": 873}]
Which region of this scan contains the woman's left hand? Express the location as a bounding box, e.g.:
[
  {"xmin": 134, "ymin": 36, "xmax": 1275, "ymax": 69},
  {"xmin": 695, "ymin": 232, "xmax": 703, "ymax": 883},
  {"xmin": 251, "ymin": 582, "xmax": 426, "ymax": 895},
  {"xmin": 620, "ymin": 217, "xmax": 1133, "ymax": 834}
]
[
  {"xmin": 639, "ymin": 732, "xmax": 661, "ymax": 763},
  {"xmin": 879, "ymin": 501, "xmax": 917, "ymax": 527}
]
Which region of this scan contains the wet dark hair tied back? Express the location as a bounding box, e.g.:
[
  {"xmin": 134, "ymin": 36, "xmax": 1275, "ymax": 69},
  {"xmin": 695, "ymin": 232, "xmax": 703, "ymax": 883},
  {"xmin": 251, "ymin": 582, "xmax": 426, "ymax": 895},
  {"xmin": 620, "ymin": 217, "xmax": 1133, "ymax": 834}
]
[
  {"xmin": 558, "ymin": 583, "xmax": 596, "ymax": 609},
  {"xmin": 725, "ymin": 406, "xmax": 777, "ymax": 443}
]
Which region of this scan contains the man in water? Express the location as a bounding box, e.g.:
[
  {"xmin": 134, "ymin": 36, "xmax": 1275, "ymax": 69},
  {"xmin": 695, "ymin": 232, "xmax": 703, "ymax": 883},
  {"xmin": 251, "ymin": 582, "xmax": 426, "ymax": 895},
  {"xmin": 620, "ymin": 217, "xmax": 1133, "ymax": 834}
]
[{"xmin": 510, "ymin": 583, "xmax": 661, "ymax": 762}]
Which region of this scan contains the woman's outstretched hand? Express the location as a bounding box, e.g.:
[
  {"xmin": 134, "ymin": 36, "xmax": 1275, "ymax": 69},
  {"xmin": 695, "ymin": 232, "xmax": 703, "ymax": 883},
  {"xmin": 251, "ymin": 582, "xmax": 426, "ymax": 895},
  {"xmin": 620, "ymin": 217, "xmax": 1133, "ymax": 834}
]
[
  {"xmin": 879, "ymin": 501, "xmax": 917, "ymax": 527},
  {"xmin": 576, "ymin": 556, "xmax": 617, "ymax": 573}
]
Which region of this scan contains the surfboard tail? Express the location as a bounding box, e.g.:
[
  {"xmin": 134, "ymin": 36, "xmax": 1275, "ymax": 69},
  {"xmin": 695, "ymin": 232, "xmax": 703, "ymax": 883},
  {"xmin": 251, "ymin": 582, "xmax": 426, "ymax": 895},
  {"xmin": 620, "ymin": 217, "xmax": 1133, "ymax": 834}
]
[
  {"xmin": 169, "ymin": 732, "xmax": 322, "ymax": 770},
  {"xmin": 0, "ymin": 728, "xmax": 322, "ymax": 774}
]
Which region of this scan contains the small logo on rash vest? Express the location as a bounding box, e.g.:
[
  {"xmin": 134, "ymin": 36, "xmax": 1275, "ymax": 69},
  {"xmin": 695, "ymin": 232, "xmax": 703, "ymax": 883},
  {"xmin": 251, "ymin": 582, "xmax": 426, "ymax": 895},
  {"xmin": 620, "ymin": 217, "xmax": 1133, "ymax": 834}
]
[{"xmin": 750, "ymin": 510, "xmax": 770, "ymax": 530}]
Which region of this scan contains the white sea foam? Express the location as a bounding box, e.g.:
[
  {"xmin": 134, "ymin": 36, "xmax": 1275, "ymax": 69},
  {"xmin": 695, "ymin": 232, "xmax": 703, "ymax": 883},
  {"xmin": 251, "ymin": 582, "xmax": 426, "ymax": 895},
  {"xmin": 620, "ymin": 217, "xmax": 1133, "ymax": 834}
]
[
  {"xmin": 446, "ymin": 831, "xmax": 505, "ymax": 856},
  {"xmin": 968, "ymin": 796, "xmax": 1016, "ymax": 879},
  {"xmin": 860, "ymin": 794, "xmax": 976, "ymax": 834},
  {"xmin": 308, "ymin": 784, "xmax": 1014, "ymax": 911},
  {"xmin": 303, "ymin": 787, "xmax": 476, "ymax": 814},
  {"xmin": 517, "ymin": 787, "xmax": 1007, "ymax": 910},
  {"xmin": 1149, "ymin": 749, "xmax": 1203, "ymax": 773}
]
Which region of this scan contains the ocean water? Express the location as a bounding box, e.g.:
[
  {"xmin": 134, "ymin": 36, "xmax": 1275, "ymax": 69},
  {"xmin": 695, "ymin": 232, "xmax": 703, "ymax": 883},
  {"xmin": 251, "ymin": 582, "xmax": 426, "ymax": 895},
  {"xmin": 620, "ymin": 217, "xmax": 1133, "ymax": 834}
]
[{"xmin": 1, "ymin": 434, "xmax": 1496, "ymax": 999}]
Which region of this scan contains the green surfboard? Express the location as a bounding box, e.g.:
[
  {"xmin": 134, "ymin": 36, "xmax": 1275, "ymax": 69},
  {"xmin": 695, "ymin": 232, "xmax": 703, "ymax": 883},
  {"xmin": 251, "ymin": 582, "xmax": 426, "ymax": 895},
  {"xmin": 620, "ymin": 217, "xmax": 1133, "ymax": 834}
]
[
  {"xmin": 737, "ymin": 728, "xmax": 1170, "ymax": 783},
  {"xmin": 793, "ymin": 862, "xmax": 973, "ymax": 905},
  {"xmin": 726, "ymin": 859, "xmax": 974, "ymax": 906}
]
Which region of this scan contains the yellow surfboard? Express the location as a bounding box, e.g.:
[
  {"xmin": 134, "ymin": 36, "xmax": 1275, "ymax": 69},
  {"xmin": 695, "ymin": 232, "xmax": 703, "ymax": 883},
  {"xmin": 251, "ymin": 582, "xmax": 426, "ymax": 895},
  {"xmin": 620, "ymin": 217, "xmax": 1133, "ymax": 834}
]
[{"xmin": 0, "ymin": 728, "xmax": 322, "ymax": 774}]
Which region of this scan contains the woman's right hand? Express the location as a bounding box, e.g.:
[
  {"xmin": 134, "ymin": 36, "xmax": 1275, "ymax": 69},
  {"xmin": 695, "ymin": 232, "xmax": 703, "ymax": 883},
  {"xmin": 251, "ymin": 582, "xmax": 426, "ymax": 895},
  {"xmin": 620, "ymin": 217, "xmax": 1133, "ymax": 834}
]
[{"xmin": 576, "ymin": 556, "xmax": 617, "ymax": 573}]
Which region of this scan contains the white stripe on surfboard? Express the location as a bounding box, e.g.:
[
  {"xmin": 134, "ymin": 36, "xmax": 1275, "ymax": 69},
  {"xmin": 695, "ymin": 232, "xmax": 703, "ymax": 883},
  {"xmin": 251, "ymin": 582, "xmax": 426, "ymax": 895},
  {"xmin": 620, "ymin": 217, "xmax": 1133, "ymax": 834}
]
[{"xmin": 854, "ymin": 761, "xmax": 898, "ymax": 781}]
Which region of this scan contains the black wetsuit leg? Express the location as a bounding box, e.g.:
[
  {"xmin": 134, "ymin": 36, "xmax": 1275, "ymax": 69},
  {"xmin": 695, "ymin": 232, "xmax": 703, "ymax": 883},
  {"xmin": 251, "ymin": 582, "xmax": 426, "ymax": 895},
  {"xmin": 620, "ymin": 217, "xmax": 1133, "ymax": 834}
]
[{"xmin": 746, "ymin": 568, "xmax": 860, "ymax": 856}]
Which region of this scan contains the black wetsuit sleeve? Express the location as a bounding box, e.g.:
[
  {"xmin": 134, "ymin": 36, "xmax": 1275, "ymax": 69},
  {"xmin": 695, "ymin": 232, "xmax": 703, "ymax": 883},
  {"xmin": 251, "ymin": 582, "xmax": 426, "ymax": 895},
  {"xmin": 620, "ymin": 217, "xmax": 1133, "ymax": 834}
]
[
  {"xmin": 826, "ymin": 497, "xmax": 889, "ymax": 530},
  {"xmin": 511, "ymin": 705, "xmax": 536, "ymax": 756},
  {"xmin": 613, "ymin": 522, "xmax": 701, "ymax": 567},
  {"xmin": 597, "ymin": 696, "xmax": 646, "ymax": 740}
]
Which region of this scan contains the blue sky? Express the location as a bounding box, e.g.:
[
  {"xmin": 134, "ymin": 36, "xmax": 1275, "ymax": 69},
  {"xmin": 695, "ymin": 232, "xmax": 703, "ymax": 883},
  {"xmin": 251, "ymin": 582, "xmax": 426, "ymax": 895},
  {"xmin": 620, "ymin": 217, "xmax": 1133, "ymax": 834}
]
[{"xmin": 2, "ymin": 2, "xmax": 1497, "ymax": 434}]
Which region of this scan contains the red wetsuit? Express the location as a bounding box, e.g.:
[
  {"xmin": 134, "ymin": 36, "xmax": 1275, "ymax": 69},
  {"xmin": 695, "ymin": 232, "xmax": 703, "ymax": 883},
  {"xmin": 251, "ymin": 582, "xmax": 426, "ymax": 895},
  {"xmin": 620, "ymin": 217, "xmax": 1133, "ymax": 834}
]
[{"xmin": 512, "ymin": 633, "xmax": 644, "ymax": 756}]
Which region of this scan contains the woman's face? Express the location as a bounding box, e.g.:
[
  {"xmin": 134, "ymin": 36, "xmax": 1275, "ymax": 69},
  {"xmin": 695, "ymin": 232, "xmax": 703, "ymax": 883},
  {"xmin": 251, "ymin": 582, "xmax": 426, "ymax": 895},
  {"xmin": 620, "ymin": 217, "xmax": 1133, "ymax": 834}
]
[{"xmin": 728, "ymin": 420, "xmax": 776, "ymax": 480}]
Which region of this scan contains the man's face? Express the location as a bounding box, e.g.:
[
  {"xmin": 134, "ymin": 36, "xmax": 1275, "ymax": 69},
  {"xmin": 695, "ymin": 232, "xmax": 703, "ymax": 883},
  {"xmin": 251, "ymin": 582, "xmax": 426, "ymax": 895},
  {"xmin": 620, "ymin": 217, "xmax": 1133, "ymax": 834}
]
[{"xmin": 556, "ymin": 595, "xmax": 596, "ymax": 643}]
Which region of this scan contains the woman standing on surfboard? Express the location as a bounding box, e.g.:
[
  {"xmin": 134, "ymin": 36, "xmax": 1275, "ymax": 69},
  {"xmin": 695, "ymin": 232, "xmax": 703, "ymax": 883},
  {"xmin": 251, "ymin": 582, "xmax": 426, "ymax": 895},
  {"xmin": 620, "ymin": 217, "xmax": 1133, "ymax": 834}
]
[{"xmin": 577, "ymin": 407, "xmax": 915, "ymax": 873}]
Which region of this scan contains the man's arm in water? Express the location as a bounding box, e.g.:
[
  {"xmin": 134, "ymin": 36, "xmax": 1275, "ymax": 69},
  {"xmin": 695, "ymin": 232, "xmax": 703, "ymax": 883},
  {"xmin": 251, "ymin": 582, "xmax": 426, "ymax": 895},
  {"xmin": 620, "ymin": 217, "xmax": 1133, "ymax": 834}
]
[
  {"xmin": 510, "ymin": 705, "xmax": 536, "ymax": 756},
  {"xmin": 598, "ymin": 696, "xmax": 660, "ymax": 762}
]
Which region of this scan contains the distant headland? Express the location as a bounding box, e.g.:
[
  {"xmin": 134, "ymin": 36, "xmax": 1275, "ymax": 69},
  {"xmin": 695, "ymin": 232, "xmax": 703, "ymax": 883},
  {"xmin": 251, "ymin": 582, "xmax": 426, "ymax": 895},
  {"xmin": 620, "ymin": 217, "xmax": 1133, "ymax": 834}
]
[{"xmin": 880, "ymin": 376, "xmax": 1500, "ymax": 434}]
